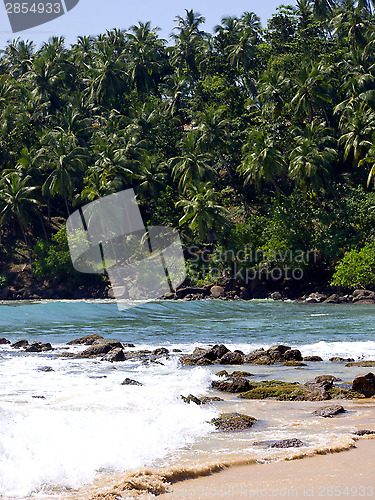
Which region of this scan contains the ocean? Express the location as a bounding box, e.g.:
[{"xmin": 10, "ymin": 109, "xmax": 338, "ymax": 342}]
[{"xmin": 0, "ymin": 299, "xmax": 374, "ymax": 498}]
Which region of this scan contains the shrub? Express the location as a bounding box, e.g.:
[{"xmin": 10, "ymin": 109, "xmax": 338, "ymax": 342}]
[{"xmin": 331, "ymin": 242, "xmax": 375, "ymax": 289}]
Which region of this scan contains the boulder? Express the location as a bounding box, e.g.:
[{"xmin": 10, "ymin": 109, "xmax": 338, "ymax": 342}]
[
  {"xmin": 37, "ymin": 366, "xmax": 54, "ymax": 372},
  {"xmin": 210, "ymin": 286, "xmax": 225, "ymax": 298},
  {"xmin": 330, "ymin": 357, "xmax": 355, "ymax": 362},
  {"xmin": 153, "ymin": 347, "xmax": 169, "ymax": 356},
  {"xmin": 244, "ymin": 348, "xmax": 266, "ymax": 362},
  {"xmin": 121, "ymin": 378, "xmax": 143, "ymax": 386},
  {"xmin": 181, "ymin": 394, "xmax": 202, "ymax": 405},
  {"xmin": 204, "ymin": 344, "xmax": 230, "ymax": 361},
  {"xmin": 282, "ymin": 361, "xmax": 307, "ymax": 367},
  {"xmin": 323, "ymin": 294, "xmax": 339, "ymax": 304},
  {"xmin": 304, "ymin": 380, "xmax": 332, "ymax": 400},
  {"xmin": 11, "ymin": 339, "xmax": 28, "ymax": 349},
  {"xmin": 303, "ymin": 356, "xmax": 323, "ymax": 362},
  {"xmin": 25, "ymin": 342, "xmax": 53, "ymax": 353},
  {"xmin": 271, "ymin": 438, "xmax": 304, "ymax": 448},
  {"xmin": 352, "ymin": 372, "xmax": 375, "ymax": 398},
  {"xmin": 67, "ymin": 334, "xmax": 104, "ymax": 345},
  {"xmin": 212, "ymin": 377, "xmax": 253, "ymax": 393},
  {"xmin": 219, "ymin": 351, "xmax": 244, "ymax": 365},
  {"xmin": 284, "ymin": 349, "xmax": 303, "ymax": 361},
  {"xmin": 102, "ymin": 348, "xmax": 125, "ymax": 362},
  {"xmin": 0, "ymin": 338, "xmax": 10, "ymax": 344},
  {"xmin": 270, "ymin": 291, "xmax": 282, "ymax": 300},
  {"xmin": 79, "ymin": 339, "xmax": 123, "ymax": 358},
  {"xmin": 228, "ymin": 371, "xmax": 254, "ymax": 378},
  {"xmin": 314, "ymin": 375, "xmax": 342, "ymax": 383},
  {"xmin": 216, "ymin": 370, "xmax": 229, "ymax": 377},
  {"xmin": 176, "ymin": 287, "xmax": 208, "ymax": 299},
  {"xmin": 313, "ymin": 405, "xmax": 346, "ymax": 417},
  {"xmin": 353, "ymin": 429, "xmax": 375, "ymax": 436},
  {"xmin": 200, "ymin": 396, "xmax": 224, "ymax": 404},
  {"xmin": 211, "ymin": 412, "xmax": 257, "ymax": 431}
]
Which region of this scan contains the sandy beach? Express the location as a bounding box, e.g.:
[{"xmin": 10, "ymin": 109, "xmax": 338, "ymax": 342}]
[{"xmin": 160, "ymin": 438, "xmax": 375, "ymax": 499}]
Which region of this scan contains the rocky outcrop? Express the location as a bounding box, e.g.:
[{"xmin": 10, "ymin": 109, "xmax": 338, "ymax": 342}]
[
  {"xmin": 313, "ymin": 405, "xmax": 346, "ymax": 417},
  {"xmin": 330, "ymin": 357, "xmax": 355, "ymax": 362},
  {"xmin": 346, "ymin": 361, "xmax": 375, "ymax": 367},
  {"xmin": 211, "ymin": 413, "xmax": 257, "ymax": 431},
  {"xmin": 181, "ymin": 394, "xmax": 202, "ymax": 405},
  {"xmin": 244, "ymin": 345, "xmax": 303, "ymax": 365},
  {"xmin": 210, "ymin": 286, "xmax": 225, "ymax": 298},
  {"xmin": 303, "ymin": 356, "xmax": 323, "ymax": 361},
  {"xmin": 219, "ymin": 351, "xmax": 244, "ymax": 365},
  {"xmin": 271, "ymin": 438, "xmax": 304, "ymax": 448},
  {"xmin": 153, "ymin": 347, "xmax": 169, "ymax": 356},
  {"xmin": 352, "ymin": 372, "xmax": 375, "ymax": 397},
  {"xmin": 121, "ymin": 378, "xmax": 143, "ymax": 386},
  {"xmin": 67, "ymin": 334, "xmax": 104, "ymax": 345},
  {"xmin": 212, "ymin": 377, "xmax": 253, "ymax": 393},
  {"xmin": 314, "ymin": 375, "xmax": 342, "ymax": 383},
  {"xmin": 79, "ymin": 339, "xmax": 123, "ymax": 358},
  {"xmin": 102, "ymin": 348, "xmax": 125, "ymax": 362},
  {"xmin": 11, "ymin": 339, "xmax": 28, "ymax": 349},
  {"xmin": 0, "ymin": 338, "xmax": 10, "ymax": 344},
  {"xmin": 353, "ymin": 429, "xmax": 375, "ymax": 436},
  {"xmin": 25, "ymin": 342, "xmax": 53, "ymax": 353}
]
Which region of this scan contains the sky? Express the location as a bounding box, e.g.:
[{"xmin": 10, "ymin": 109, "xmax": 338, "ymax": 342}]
[{"xmin": 0, "ymin": 0, "xmax": 296, "ymax": 50}]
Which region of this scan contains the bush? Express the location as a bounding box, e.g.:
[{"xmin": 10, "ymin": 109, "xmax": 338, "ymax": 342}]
[{"xmin": 331, "ymin": 242, "xmax": 375, "ymax": 289}]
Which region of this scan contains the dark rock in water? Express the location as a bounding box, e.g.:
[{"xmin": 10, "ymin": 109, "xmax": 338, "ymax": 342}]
[
  {"xmin": 219, "ymin": 351, "xmax": 244, "ymax": 365},
  {"xmin": 25, "ymin": 342, "xmax": 53, "ymax": 353},
  {"xmin": 123, "ymin": 343, "xmax": 135, "ymax": 348},
  {"xmin": 173, "ymin": 349, "xmax": 182, "ymax": 353},
  {"xmin": 252, "ymin": 440, "xmax": 277, "ymax": 447},
  {"xmin": 313, "ymin": 405, "xmax": 346, "ymax": 417},
  {"xmin": 346, "ymin": 361, "xmax": 375, "ymax": 367},
  {"xmin": 181, "ymin": 394, "xmax": 202, "ymax": 405},
  {"xmin": 79, "ymin": 339, "xmax": 123, "ymax": 358},
  {"xmin": 210, "ymin": 285, "xmax": 225, "ymax": 298},
  {"xmin": 121, "ymin": 378, "xmax": 143, "ymax": 386},
  {"xmin": 207, "ymin": 344, "xmax": 230, "ymax": 361},
  {"xmin": 212, "ymin": 377, "xmax": 253, "ymax": 393},
  {"xmin": 283, "ymin": 361, "xmax": 307, "ymax": 367},
  {"xmin": 330, "ymin": 357, "xmax": 355, "ymax": 362},
  {"xmin": 271, "ymin": 438, "xmax": 305, "ymax": 448},
  {"xmin": 0, "ymin": 338, "xmax": 10, "ymax": 345},
  {"xmin": 180, "ymin": 344, "xmax": 229, "ymax": 366},
  {"xmin": 200, "ymin": 396, "xmax": 224, "ymax": 404},
  {"xmin": 67, "ymin": 334, "xmax": 104, "ymax": 345},
  {"xmin": 216, "ymin": 370, "xmax": 229, "ymax": 377},
  {"xmin": 353, "ymin": 429, "xmax": 375, "ymax": 436},
  {"xmin": 314, "ymin": 375, "xmax": 342, "ymax": 383},
  {"xmin": 153, "ymin": 347, "xmax": 169, "ymax": 356},
  {"xmin": 88, "ymin": 375, "xmax": 107, "ymax": 379},
  {"xmin": 37, "ymin": 366, "xmax": 54, "ymax": 372},
  {"xmin": 303, "ymin": 356, "xmax": 323, "ymax": 362},
  {"xmin": 352, "ymin": 372, "xmax": 375, "ymax": 397},
  {"xmin": 268, "ymin": 345, "xmax": 292, "ymax": 361},
  {"xmin": 102, "ymin": 348, "xmax": 125, "ymax": 362},
  {"xmin": 284, "ymin": 349, "xmax": 303, "ymax": 361},
  {"xmin": 211, "ymin": 412, "xmax": 257, "ymax": 431},
  {"xmin": 304, "ymin": 379, "xmax": 333, "ymax": 401},
  {"xmin": 229, "ymin": 371, "xmax": 254, "ymax": 378},
  {"xmin": 32, "ymin": 395, "xmax": 46, "ymax": 399},
  {"xmin": 11, "ymin": 339, "xmax": 28, "ymax": 349},
  {"xmin": 244, "ymin": 348, "xmax": 266, "ymax": 363}
]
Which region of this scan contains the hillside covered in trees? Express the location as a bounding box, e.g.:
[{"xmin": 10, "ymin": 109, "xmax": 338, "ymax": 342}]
[{"xmin": 2, "ymin": 0, "xmax": 375, "ymax": 299}]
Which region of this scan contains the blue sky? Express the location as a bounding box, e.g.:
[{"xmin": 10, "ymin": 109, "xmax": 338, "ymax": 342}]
[{"xmin": 1, "ymin": 0, "xmax": 296, "ymax": 50}]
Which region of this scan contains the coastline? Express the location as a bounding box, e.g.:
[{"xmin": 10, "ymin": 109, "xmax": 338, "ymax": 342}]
[{"xmin": 159, "ymin": 438, "xmax": 375, "ymax": 499}]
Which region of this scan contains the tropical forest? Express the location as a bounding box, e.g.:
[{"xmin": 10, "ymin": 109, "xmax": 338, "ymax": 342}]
[{"xmin": 1, "ymin": 0, "xmax": 375, "ymax": 299}]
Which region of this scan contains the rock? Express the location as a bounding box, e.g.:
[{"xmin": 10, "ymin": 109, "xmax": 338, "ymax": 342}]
[
  {"xmin": 228, "ymin": 371, "xmax": 254, "ymax": 378},
  {"xmin": 173, "ymin": 349, "xmax": 182, "ymax": 353},
  {"xmin": 163, "ymin": 292, "xmax": 175, "ymax": 300},
  {"xmin": 303, "ymin": 356, "xmax": 323, "ymax": 362},
  {"xmin": 210, "ymin": 286, "xmax": 225, "ymax": 298},
  {"xmin": 219, "ymin": 351, "xmax": 244, "ymax": 365},
  {"xmin": 353, "ymin": 429, "xmax": 375, "ymax": 436},
  {"xmin": 284, "ymin": 349, "xmax": 303, "ymax": 361},
  {"xmin": 271, "ymin": 438, "xmax": 305, "ymax": 448},
  {"xmin": 282, "ymin": 361, "xmax": 307, "ymax": 367},
  {"xmin": 313, "ymin": 405, "xmax": 346, "ymax": 417},
  {"xmin": 175, "ymin": 287, "xmax": 209, "ymax": 299},
  {"xmin": 268, "ymin": 345, "xmax": 291, "ymax": 361},
  {"xmin": 123, "ymin": 343, "xmax": 135, "ymax": 348},
  {"xmin": 352, "ymin": 290, "xmax": 375, "ymax": 303},
  {"xmin": 330, "ymin": 357, "xmax": 355, "ymax": 362},
  {"xmin": 200, "ymin": 396, "xmax": 224, "ymax": 404},
  {"xmin": 304, "ymin": 380, "xmax": 332, "ymax": 400},
  {"xmin": 181, "ymin": 394, "xmax": 202, "ymax": 405},
  {"xmin": 247, "ymin": 355, "xmax": 274, "ymax": 365},
  {"xmin": 216, "ymin": 370, "xmax": 229, "ymax": 377},
  {"xmin": 244, "ymin": 348, "xmax": 266, "ymax": 362},
  {"xmin": 323, "ymin": 294, "xmax": 339, "ymax": 304},
  {"xmin": 102, "ymin": 348, "xmax": 125, "ymax": 362},
  {"xmin": 121, "ymin": 378, "xmax": 143, "ymax": 386},
  {"xmin": 11, "ymin": 339, "xmax": 29, "ymax": 349},
  {"xmin": 270, "ymin": 291, "xmax": 282, "ymax": 300},
  {"xmin": 0, "ymin": 338, "xmax": 10, "ymax": 344},
  {"xmin": 352, "ymin": 372, "xmax": 375, "ymax": 397},
  {"xmin": 204, "ymin": 344, "xmax": 230, "ymax": 361},
  {"xmin": 153, "ymin": 347, "xmax": 169, "ymax": 356},
  {"xmin": 346, "ymin": 361, "xmax": 375, "ymax": 367},
  {"xmin": 211, "ymin": 412, "xmax": 257, "ymax": 431},
  {"xmin": 314, "ymin": 375, "xmax": 342, "ymax": 383},
  {"xmin": 25, "ymin": 342, "xmax": 53, "ymax": 353},
  {"xmin": 37, "ymin": 366, "xmax": 54, "ymax": 372},
  {"xmin": 79, "ymin": 339, "xmax": 123, "ymax": 358},
  {"xmin": 67, "ymin": 334, "xmax": 104, "ymax": 345},
  {"xmin": 212, "ymin": 377, "xmax": 253, "ymax": 393}
]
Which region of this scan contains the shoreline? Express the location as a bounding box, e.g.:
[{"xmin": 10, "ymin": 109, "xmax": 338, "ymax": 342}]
[{"xmin": 159, "ymin": 438, "xmax": 375, "ymax": 499}]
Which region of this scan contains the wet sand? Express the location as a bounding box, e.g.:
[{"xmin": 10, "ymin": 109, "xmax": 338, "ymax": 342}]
[{"xmin": 161, "ymin": 438, "xmax": 375, "ymax": 499}]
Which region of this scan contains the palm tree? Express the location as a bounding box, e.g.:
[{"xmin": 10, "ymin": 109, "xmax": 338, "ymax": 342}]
[
  {"xmin": 289, "ymin": 121, "xmax": 337, "ymax": 194},
  {"xmin": 0, "ymin": 172, "xmax": 39, "ymax": 258},
  {"xmin": 170, "ymin": 132, "xmax": 214, "ymax": 192},
  {"xmin": 239, "ymin": 130, "xmax": 286, "ymax": 192},
  {"xmin": 3, "ymin": 38, "xmax": 34, "ymax": 79},
  {"xmin": 176, "ymin": 183, "xmax": 228, "ymax": 242},
  {"xmin": 311, "ymin": 0, "xmax": 336, "ymax": 21},
  {"xmin": 258, "ymin": 69, "xmax": 288, "ymax": 118}
]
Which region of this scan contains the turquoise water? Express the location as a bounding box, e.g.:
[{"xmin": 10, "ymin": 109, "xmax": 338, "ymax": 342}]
[{"xmin": 0, "ymin": 299, "xmax": 375, "ymax": 350}]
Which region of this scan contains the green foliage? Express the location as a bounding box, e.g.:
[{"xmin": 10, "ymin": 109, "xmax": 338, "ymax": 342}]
[
  {"xmin": 331, "ymin": 242, "xmax": 375, "ymax": 289},
  {"xmin": 32, "ymin": 227, "xmax": 79, "ymax": 281}
]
